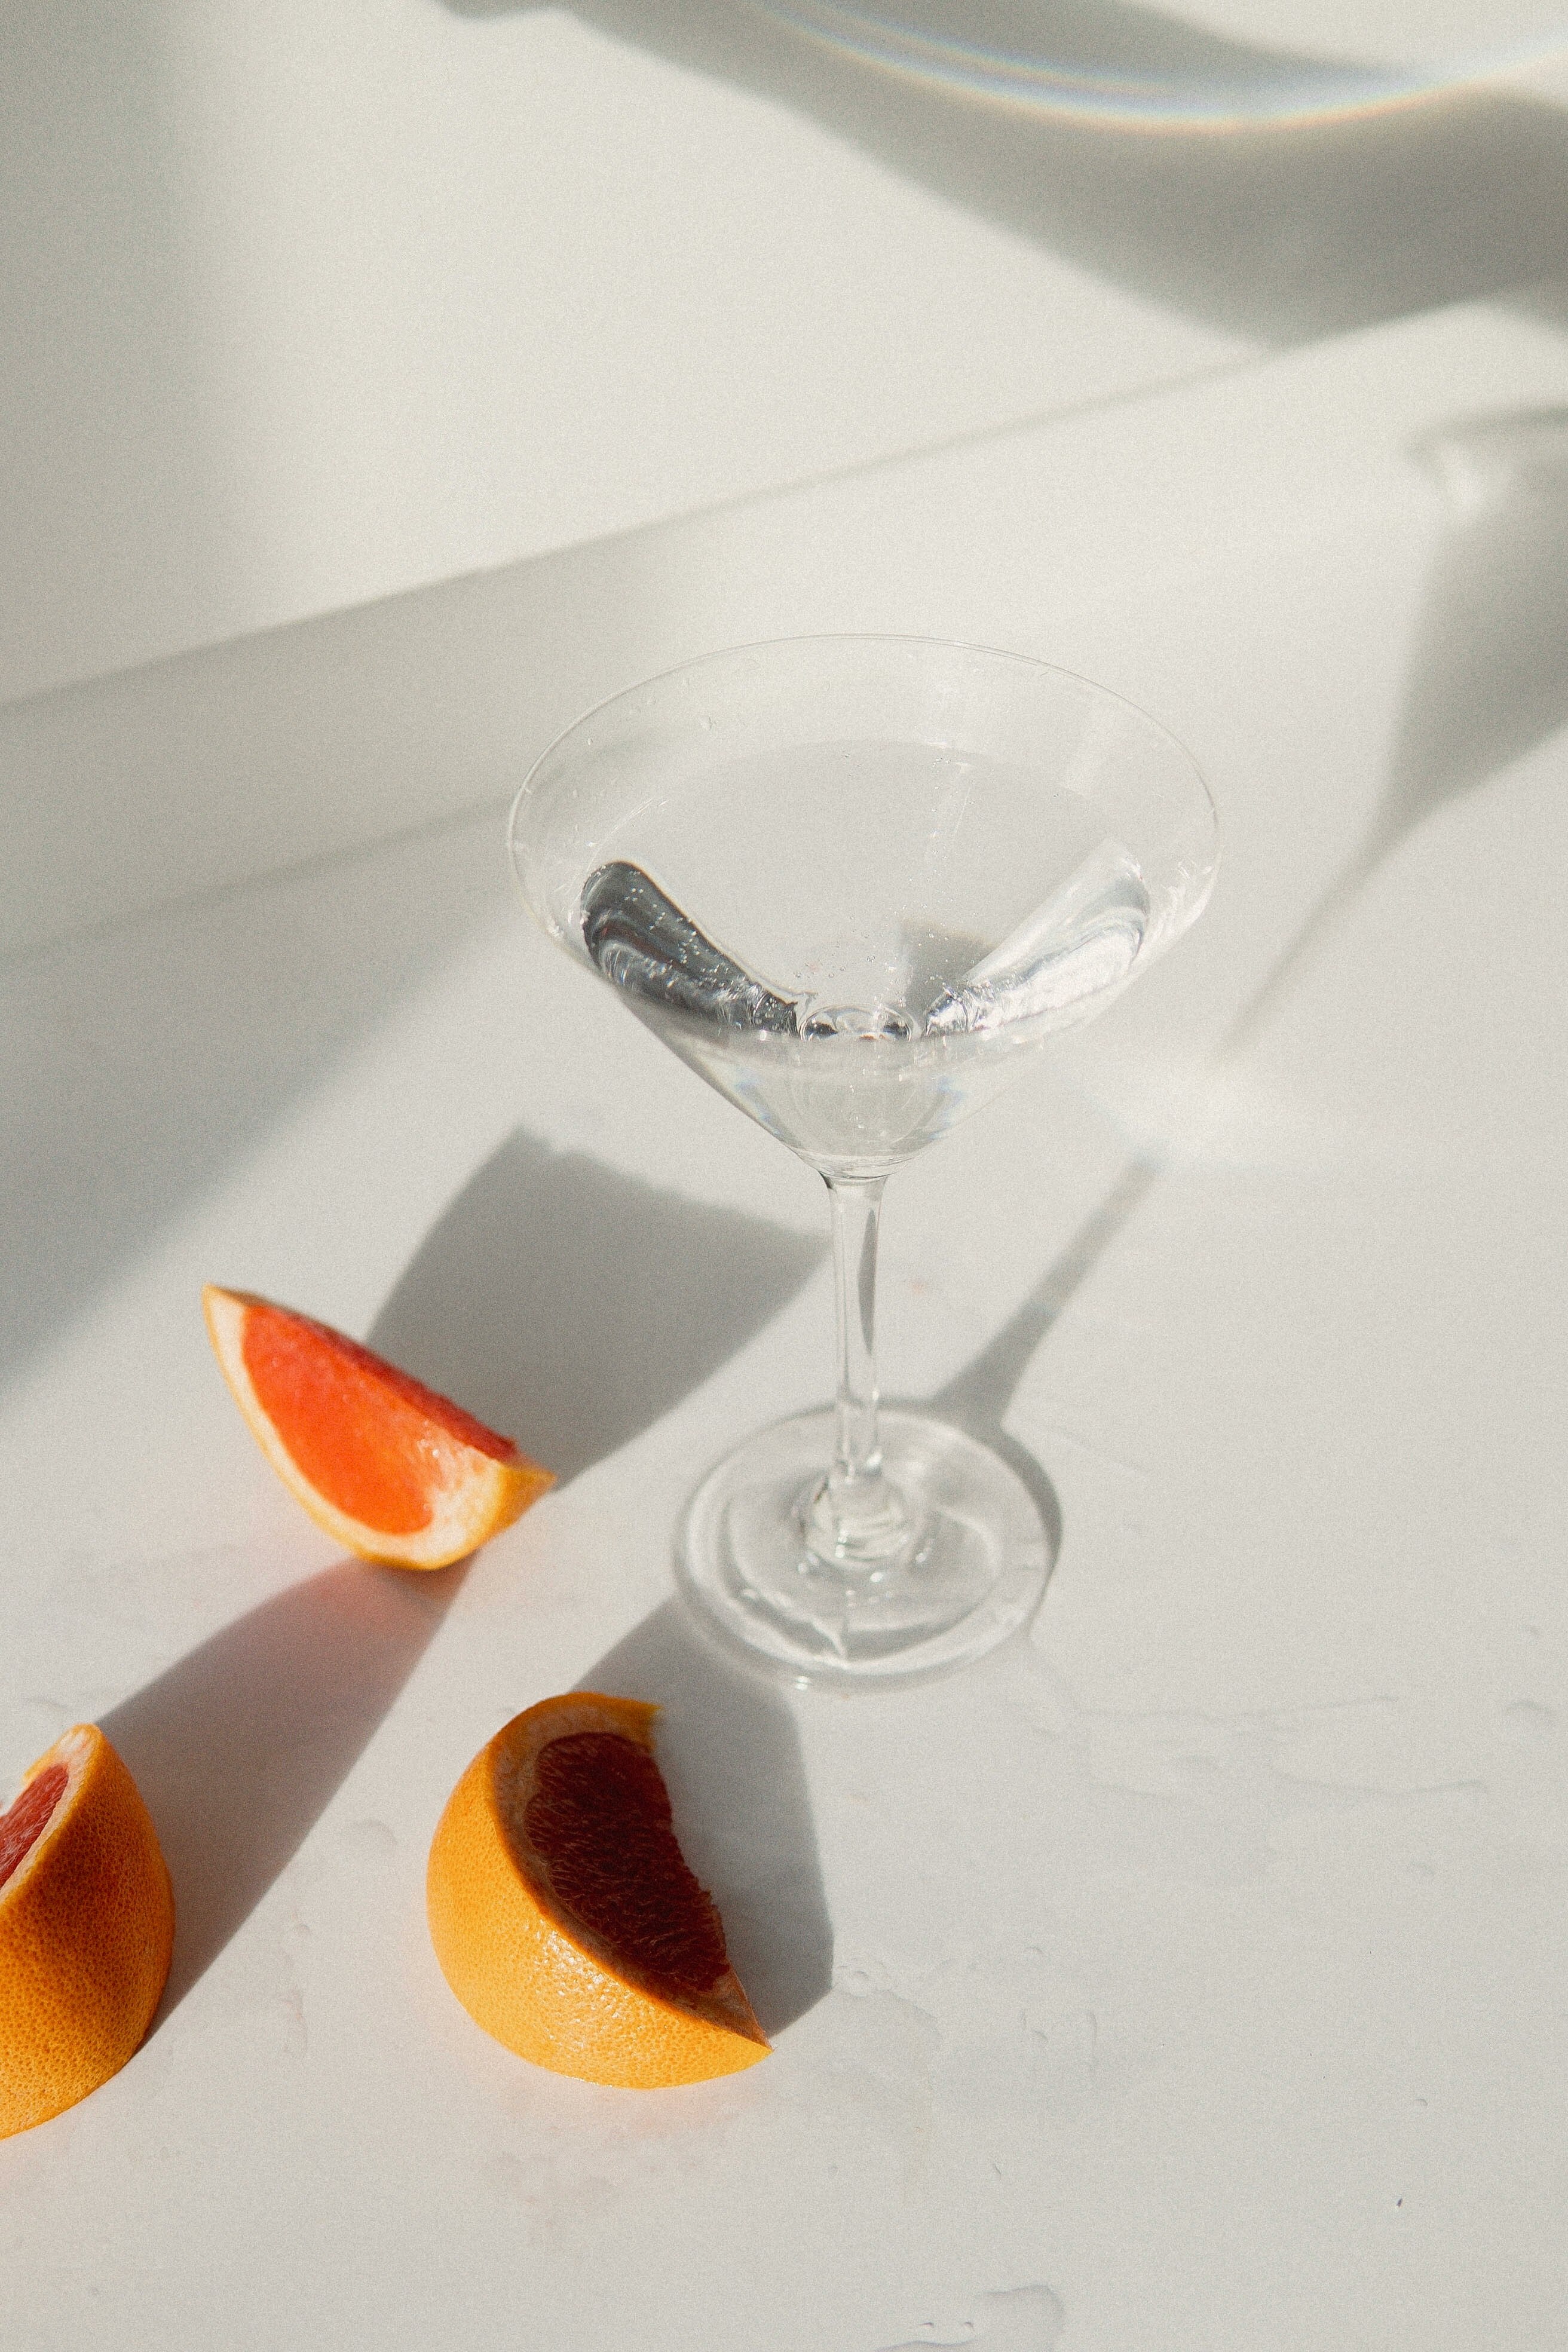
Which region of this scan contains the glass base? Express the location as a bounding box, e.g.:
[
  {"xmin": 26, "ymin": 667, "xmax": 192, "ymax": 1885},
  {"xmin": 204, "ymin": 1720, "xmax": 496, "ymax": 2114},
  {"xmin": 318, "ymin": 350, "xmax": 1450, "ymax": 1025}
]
[{"xmin": 676, "ymin": 1408, "xmax": 1050, "ymax": 1688}]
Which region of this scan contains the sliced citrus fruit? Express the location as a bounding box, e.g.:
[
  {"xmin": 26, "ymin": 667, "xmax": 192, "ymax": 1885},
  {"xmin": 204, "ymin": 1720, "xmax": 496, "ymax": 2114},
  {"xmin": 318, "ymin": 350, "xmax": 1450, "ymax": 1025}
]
[
  {"xmin": 204, "ymin": 1285, "xmax": 553, "ymax": 1569},
  {"xmin": 0, "ymin": 1725, "xmax": 175, "ymax": 2138},
  {"xmin": 427, "ymin": 1693, "xmax": 769, "ymax": 2089}
]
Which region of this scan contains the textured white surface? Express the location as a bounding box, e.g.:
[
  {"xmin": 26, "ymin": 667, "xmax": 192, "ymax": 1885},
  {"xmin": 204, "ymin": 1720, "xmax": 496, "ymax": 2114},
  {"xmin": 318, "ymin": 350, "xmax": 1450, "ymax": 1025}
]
[{"xmin": 4, "ymin": 291, "xmax": 1568, "ymax": 2345}]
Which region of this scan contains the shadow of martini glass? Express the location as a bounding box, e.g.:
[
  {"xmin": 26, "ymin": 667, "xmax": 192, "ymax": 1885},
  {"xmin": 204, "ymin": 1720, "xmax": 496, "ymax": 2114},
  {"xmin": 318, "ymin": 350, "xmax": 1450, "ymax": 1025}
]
[
  {"xmin": 445, "ymin": 0, "xmax": 1568, "ymax": 348},
  {"xmin": 925, "ymin": 404, "xmax": 1568, "ymax": 1399}
]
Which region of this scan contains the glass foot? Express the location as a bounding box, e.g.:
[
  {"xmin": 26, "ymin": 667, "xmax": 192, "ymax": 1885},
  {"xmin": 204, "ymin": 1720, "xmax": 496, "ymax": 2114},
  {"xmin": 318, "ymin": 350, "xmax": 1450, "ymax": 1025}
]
[{"xmin": 676, "ymin": 1408, "xmax": 1051, "ymax": 1687}]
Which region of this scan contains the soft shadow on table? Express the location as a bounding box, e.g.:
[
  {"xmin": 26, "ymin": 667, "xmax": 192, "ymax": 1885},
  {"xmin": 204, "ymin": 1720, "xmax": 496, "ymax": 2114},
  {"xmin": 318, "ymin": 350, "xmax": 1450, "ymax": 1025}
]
[
  {"xmin": 102, "ymin": 1558, "xmax": 468, "ymax": 2017},
  {"xmin": 99, "ymin": 1130, "xmax": 821, "ymax": 2017},
  {"xmin": 1389, "ymin": 409, "xmax": 1568, "ymax": 840},
  {"xmin": 449, "ymin": 0, "xmax": 1568, "ymax": 347},
  {"xmin": 0, "ymin": 813, "xmax": 503, "ymax": 1398},
  {"xmin": 1225, "ymin": 402, "xmax": 1568, "ymax": 1053},
  {"xmin": 918, "ymin": 1201, "xmax": 1102, "ymax": 1570},
  {"xmin": 929, "ymin": 402, "xmax": 1568, "ymax": 1345},
  {"xmin": 369, "ymin": 1126, "xmax": 824, "ymax": 1483},
  {"xmin": 577, "ymin": 1600, "xmax": 832, "ymax": 2035}
]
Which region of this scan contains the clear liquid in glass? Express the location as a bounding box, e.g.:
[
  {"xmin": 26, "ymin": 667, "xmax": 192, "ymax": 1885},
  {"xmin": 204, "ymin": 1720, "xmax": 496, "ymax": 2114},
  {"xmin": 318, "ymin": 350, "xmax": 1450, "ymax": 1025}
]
[{"xmin": 576, "ymin": 742, "xmax": 1150, "ymax": 1174}]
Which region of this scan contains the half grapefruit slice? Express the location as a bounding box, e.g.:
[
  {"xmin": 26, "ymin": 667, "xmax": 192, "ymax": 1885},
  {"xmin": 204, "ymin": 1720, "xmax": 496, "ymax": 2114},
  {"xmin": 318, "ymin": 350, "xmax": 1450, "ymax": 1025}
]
[
  {"xmin": 0, "ymin": 1725, "xmax": 175, "ymax": 2137},
  {"xmin": 204, "ymin": 1286, "xmax": 553, "ymax": 1569},
  {"xmin": 427, "ymin": 1693, "xmax": 769, "ymax": 2088}
]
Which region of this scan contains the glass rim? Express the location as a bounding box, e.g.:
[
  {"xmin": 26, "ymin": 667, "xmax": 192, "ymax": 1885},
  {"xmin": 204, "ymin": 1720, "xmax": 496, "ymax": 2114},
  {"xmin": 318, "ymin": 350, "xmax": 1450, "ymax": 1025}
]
[{"xmin": 508, "ymin": 629, "xmax": 1218, "ymax": 855}]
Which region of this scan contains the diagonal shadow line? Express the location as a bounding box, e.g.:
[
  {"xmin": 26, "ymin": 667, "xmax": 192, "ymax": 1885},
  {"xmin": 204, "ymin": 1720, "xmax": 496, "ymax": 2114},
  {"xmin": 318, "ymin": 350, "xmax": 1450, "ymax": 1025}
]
[
  {"xmin": 924, "ymin": 849, "xmax": 1459, "ymax": 1475},
  {"xmin": 1225, "ymin": 412, "xmax": 1568, "ymax": 1067},
  {"xmin": 102, "ymin": 1557, "xmax": 471, "ymax": 2023},
  {"xmin": 932, "ymin": 1153, "xmax": 1162, "ymax": 1435},
  {"xmin": 367, "ymin": 1128, "xmax": 825, "ymax": 1486},
  {"xmin": 933, "ymin": 399, "xmax": 1568, "ymax": 1449},
  {"xmin": 923, "ymin": 1153, "xmax": 1152, "ymax": 1558},
  {"xmin": 0, "ymin": 813, "xmax": 509, "ymax": 1402},
  {"xmin": 926, "ymin": 850, "xmax": 1377, "ymax": 1466},
  {"xmin": 916, "ymin": 843, "xmax": 1415, "ymax": 1458}
]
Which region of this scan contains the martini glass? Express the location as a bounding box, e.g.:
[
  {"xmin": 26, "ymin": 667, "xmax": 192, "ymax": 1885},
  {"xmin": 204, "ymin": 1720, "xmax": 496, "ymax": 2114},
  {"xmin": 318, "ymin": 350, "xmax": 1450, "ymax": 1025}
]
[{"xmin": 509, "ymin": 636, "xmax": 1217, "ymax": 1686}]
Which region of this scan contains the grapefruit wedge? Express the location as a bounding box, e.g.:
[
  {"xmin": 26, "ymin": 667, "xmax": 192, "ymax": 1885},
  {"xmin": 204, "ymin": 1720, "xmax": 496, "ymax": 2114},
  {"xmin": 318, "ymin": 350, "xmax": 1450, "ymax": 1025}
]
[
  {"xmin": 0, "ymin": 1725, "xmax": 175, "ymax": 2137},
  {"xmin": 204, "ymin": 1286, "xmax": 553, "ymax": 1569},
  {"xmin": 427, "ymin": 1693, "xmax": 770, "ymax": 2089}
]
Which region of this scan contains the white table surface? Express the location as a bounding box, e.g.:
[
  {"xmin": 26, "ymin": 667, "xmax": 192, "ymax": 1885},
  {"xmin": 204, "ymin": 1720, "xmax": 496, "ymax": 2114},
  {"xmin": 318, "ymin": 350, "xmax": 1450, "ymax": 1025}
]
[
  {"xmin": 1, "ymin": 0, "xmax": 1254, "ymax": 709},
  {"xmin": 5, "ymin": 134, "xmax": 1568, "ymax": 2352}
]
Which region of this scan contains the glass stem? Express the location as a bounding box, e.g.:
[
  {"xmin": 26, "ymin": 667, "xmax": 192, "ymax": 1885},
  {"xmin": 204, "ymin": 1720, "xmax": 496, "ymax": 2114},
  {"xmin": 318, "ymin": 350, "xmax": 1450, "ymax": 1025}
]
[
  {"xmin": 829, "ymin": 1173, "xmax": 884, "ymax": 1483},
  {"xmin": 804, "ymin": 1174, "xmax": 913, "ymax": 1569}
]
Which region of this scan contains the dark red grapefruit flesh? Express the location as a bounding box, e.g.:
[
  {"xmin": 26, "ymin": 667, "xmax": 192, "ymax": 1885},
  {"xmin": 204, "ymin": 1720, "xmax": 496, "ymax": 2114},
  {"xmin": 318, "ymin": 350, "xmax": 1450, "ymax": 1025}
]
[
  {"xmin": 0, "ymin": 1762, "xmax": 69, "ymax": 1893},
  {"xmin": 525, "ymin": 1733, "xmax": 730, "ymax": 1995}
]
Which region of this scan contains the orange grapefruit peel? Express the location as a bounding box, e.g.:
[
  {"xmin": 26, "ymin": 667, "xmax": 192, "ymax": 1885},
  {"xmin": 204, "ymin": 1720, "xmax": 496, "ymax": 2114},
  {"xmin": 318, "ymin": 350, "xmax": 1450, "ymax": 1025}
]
[
  {"xmin": 0, "ymin": 1725, "xmax": 174, "ymax": 2138},
  {"xmin": 427, "ymin": 1693, "xmax": 770, "ymax": 2090},
  {"xmin": 203, "ymin": 1285, "xmax": 553, "ymax": 1569}
]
